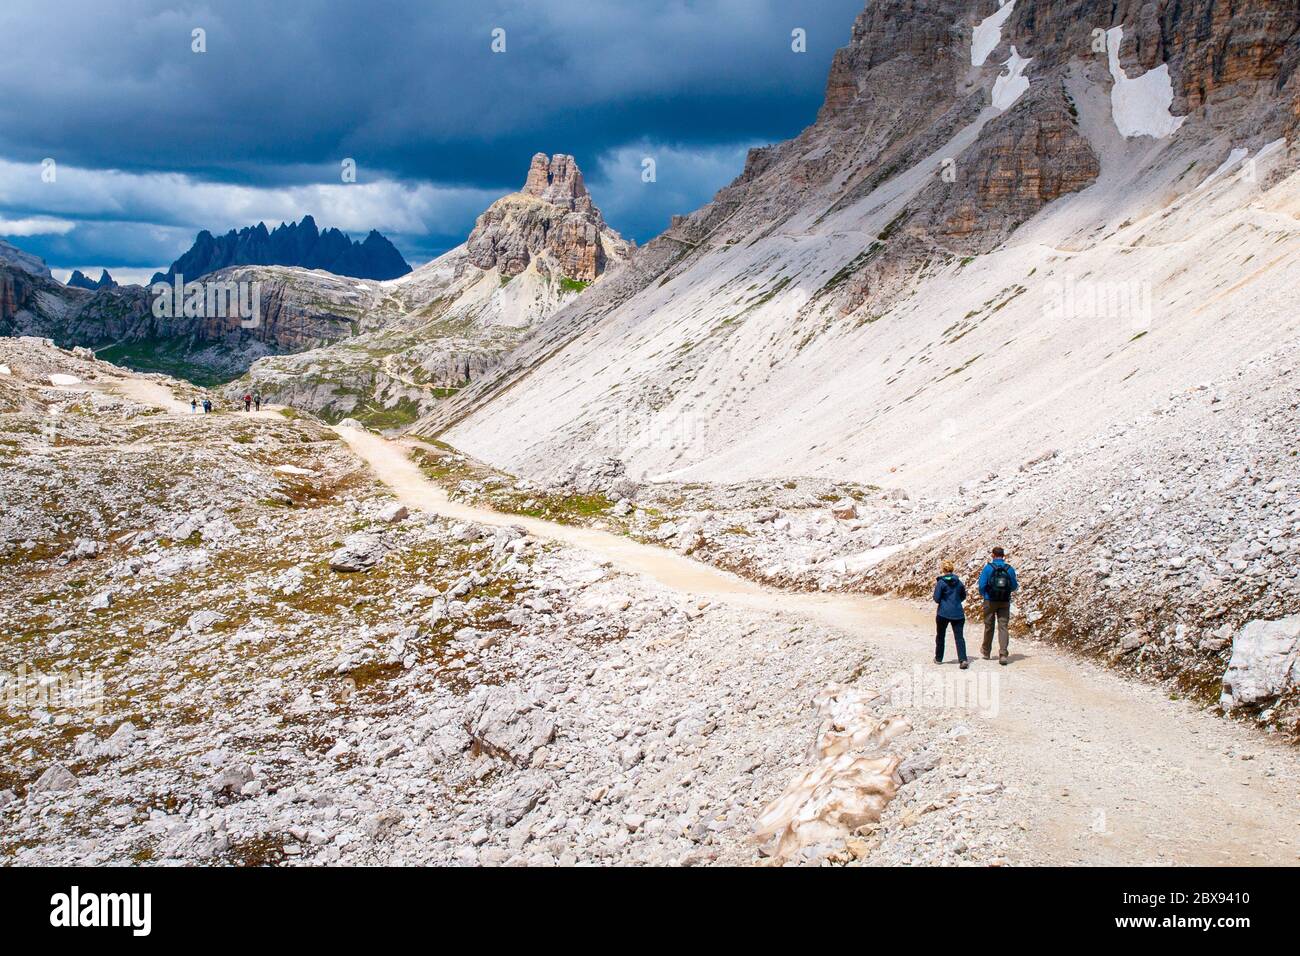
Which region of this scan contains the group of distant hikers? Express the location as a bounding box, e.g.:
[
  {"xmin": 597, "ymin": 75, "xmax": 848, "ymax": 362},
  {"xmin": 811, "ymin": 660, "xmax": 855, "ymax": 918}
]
[
  {"xmin": 188, "ymin": 392, "xmax": 262, "ymax": 413},
  {"xmin": 931, "ymin": 546, "xmax": 1019, "ymax": 669}
]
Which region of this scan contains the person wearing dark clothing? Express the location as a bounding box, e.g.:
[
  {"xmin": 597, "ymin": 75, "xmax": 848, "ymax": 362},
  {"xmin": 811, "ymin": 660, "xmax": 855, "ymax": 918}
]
[
  {"xmin": 243, "ymin": 393, "xmax": 253, "ymax": 412},
  {"xmin": 933, "ymin": 560, "xmax": 968, "ymax": 668},
  {"xmin": 202, "ymin": 398, "xmax": 212, "ymax": 414},
  {"xmin": 977, "ymin": 546, "xmax": 1019, "ymax": 664},
  {"xmin": 253, "ymin": 393, "xmax": 262, "ymax": 411},
  {"xmin": 190, "ymin": 397, "xmax": 198, "ymax": 413}
]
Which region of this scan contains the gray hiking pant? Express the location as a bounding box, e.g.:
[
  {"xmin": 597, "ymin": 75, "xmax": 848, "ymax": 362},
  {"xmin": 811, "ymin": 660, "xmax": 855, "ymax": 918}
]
[{"xmin": 981, "ymin": 600, "xmax": 1010, "ymax": 659}]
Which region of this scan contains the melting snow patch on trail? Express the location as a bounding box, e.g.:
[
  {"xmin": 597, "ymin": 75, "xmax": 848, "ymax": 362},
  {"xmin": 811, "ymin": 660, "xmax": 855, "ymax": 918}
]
[
  {"xmin": 754, "ymin": 684, "xmax": 910, "ymax": 862},
  {"xmin": 971, "ymin": 0, "xmax": 1016, "ymax": 67},
  {"xmin": 1106, "ymin": 26, "xmax": 1186, "ymax": 139},
  {"xmin": 48, "ymin": 373, "xmax": 81, "ymax": 386},
  {"xmin": 992, "ymin": 46, "xmax": 1032, "ymax": 110}
]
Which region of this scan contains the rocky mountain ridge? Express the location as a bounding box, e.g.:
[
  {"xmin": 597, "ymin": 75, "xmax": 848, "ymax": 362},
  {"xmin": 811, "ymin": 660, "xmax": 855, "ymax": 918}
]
[
  {"xmin": 66, "ymin": 269, "xmax": 117, "ymax": 291},
  {"xmin": 151, "ymin": 216, "xmax": 412, "ymax": 284}
]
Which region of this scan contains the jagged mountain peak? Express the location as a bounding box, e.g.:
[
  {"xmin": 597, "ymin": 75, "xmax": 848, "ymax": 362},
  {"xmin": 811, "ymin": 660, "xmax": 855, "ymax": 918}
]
[
  {"xmin": 465, "ymin": 152, "xmax": 629, "ymax": 282},
  {"xmin": 66, "ymin": 269, "xmax": 117, "ymax": 291},
  {"xmin": 151, "ymin": 217, "xmax": 412, "ymax": 284},
  {"xmin": 521, "ymin": 152, "xmax": 596, "ymax": 215}
]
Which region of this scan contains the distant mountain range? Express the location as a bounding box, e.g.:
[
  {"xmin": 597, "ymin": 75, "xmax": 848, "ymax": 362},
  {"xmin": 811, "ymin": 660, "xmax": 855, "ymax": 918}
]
[
  {"xmin": 67, "ymin": 269, "xmax": 117, "ymax": 290},
  {"xmin": 150, "ymin": 216, "xmax": 412, "ymax": 284}
]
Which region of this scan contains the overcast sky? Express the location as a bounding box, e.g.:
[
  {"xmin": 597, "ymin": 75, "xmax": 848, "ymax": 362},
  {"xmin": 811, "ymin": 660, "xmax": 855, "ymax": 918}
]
[{"xmin": 0, "ymin": 0, "xmax": 863, "ymax": 283}]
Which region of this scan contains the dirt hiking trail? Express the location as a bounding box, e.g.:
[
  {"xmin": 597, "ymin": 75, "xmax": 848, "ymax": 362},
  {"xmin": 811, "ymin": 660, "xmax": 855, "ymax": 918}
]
[
  {"xmin": 89, "ymin": 380, "xmax": 1298, "ymax": 865},
  {"xmin": 332, "ymin": 425, "xmax": 1299, "ymax": 866}
]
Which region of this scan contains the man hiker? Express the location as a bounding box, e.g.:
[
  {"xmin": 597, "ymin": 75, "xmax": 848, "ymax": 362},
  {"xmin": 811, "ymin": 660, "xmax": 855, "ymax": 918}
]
[
  {"xmin": 978, "ymin": 546, "xmax": 1019, "ymax": 664},
  {"xmin": 191, "ymin": 397, "xmax": 198, "ymax": 413},
  {"xmin": 253, "ymin": 392, "xmax": 262, "ymax": 411},
  {"xmin": 202, "ymin": 398, "xmax": 212, "ymax": 414},
  {"xmin": 932, "ymin": 559, "xmax": 968, "ymax": 669},
  {"xmin": 243, "ymin": 392, "xmax": 253, "ymax": 412}
]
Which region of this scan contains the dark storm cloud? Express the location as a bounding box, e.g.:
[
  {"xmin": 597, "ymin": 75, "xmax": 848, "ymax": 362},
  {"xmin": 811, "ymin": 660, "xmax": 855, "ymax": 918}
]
[{"xmin": 0, "ymin": 0, "xmax": 863, "ymax": 271}]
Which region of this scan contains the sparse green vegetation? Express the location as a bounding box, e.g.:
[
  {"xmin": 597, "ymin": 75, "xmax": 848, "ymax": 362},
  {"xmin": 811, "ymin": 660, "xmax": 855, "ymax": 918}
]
[{"xmin": 96, "ymin": 338, "xmax": 237, "ymax": 387}]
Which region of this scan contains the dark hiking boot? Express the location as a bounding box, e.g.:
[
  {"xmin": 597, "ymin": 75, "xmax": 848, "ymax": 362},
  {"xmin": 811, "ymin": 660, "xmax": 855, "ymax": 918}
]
[{"xmin": 959, "ymin": 660, "xmax": 969, "ymax": 670}]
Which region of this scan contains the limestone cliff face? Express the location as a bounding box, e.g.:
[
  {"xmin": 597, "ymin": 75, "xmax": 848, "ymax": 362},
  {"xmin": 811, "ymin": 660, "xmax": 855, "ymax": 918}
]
[
  {"xmin": 911, "ymin": 82, "xmax": 1102, "ymax": 253},
  {"xmin": 1, "ymin": 264, "xmax": 151, "ymax": 343},
  {"xmin": 466, "ymin": 153, "xmax": 631, "ymax": 282},
  {"xmin": 417, "ymin": 0, "xmax": 1300, "ymax": 484},
  {"xmin": 1010, "ymin": 0, "xmax": 1300, "ymax": 122},
  {"xmin": 3, "ymin": 262, "xmax": 365, "ymax": 356}
]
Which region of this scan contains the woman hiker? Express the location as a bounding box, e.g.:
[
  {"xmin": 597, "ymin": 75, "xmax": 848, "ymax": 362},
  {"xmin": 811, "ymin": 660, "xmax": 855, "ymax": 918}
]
[{"xmin": 933, "ymin": 559, "xmax": 969, "ymax": 669}]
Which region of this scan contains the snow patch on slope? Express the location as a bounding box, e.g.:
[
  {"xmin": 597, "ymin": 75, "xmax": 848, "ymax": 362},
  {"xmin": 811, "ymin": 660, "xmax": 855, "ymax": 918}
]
[
  {"xmin": 992, "ymin": 46, "xmax": 1032, "ymax": 111},
  {"xmin": 971, "ymin": 0, "xmax": 1016, "ymax": 67},
  {"xmin": 1198, "ymin": 149, "xmax": 1250, "ymax": 191},
  {"xmin": 1106, "ymin": 26, "xmax": 1186, "ymax": 139}
]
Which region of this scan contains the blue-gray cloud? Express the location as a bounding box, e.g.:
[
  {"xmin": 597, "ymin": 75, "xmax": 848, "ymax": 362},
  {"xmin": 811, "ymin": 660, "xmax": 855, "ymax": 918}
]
[{"xmin": 0, "ymin": 0, "xmax": 863, "ymax": 274}]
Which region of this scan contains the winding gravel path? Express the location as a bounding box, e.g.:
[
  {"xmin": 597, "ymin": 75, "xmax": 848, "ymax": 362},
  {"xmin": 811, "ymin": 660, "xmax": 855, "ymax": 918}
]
[{"xmin": 333, "ymin": 424, "xmax": 1300, "ymax": 866}]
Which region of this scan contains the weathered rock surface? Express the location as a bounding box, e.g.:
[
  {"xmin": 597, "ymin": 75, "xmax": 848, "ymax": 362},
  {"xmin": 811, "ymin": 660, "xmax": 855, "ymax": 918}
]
[
  {"xmin": 467, "ymin": 153, "xmax": 631, "ymax": 282},
  {"xmin": 328, "ymin": 533, "xmax": 387, "ymax": 572},
  {"xmin": 1221, "ymin": 615, "xmax": 1300, "ymax": 711}
]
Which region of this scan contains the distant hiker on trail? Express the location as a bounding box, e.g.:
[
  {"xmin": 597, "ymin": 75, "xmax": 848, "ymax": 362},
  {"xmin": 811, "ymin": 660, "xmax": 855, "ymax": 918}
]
[
  {"xmin": 933, "ymin": 559, "xmax": 969, "ymax": 669},
  {"xmin": 190, "ymin": 397, "xmax": 198, "ymax": 413},
  {"xmin": 243, "ymin": 392, "xmax": 253, "ymax": 412},
  {"xmin": 253, "ymin": 392, "xmax": 262, "ymax": 411},
  {"xmin": 202, "ymin": 398, "xmax": 212, "ymax": 414},
  {"xmin": 978, "ymin": 546, "xmax": 1019, "ymax": 665}
]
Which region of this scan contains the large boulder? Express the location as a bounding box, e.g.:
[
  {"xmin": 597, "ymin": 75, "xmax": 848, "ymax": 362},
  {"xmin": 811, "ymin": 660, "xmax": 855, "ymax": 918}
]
[
  {"xmin": 1220, "ymin": 615, "xmax": 1300, "ymax": 710},
  {"xmin": 465, "ymin": 685, "xmax": 557, "ymax": 765},
  {"xmin": 29, "ymin": 763, "xmax": 77, "ymax": 794},
  {"xmin": 328, "ymin": 533, "xmax": 386, "ymax": 572}
]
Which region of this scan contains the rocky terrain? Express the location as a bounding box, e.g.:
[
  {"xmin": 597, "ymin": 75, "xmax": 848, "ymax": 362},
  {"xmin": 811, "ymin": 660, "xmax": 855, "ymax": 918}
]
[
  {"xmin": 4, "ymin": 337, "xmax": 1298, "ymax": 867},
  {"xmin": 401, "ymin": 334, "xmax": 1300, "ymax": 739},
  {"xmin": 0, "ymin": 337, "xmax": 1030, "ymax": 866}
]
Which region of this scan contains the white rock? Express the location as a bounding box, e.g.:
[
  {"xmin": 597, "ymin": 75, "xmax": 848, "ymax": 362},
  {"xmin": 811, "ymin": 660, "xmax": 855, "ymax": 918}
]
[
  {"xmin": 1220, "ymin": 615, "xmax": 1300, "ymax": 710},
  {"xmin": 329, "ymin": 533, "xmax": 386, "ymax": 572},
  {"xmin": 30, "ymin": 763, "xmax": 78, "ymax": 793}
]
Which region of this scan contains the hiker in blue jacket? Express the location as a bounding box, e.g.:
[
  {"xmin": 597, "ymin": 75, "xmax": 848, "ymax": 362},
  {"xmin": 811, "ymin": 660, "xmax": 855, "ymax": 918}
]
[
  {"xmin": 978, "ymin": 546, "xmax": 1019, "ymax": 664},
  {"xmin": 932, "ymin": 560, "xmax": 969, "ymax": 668}
]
